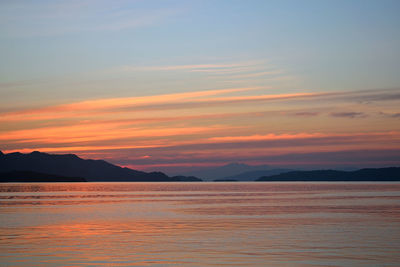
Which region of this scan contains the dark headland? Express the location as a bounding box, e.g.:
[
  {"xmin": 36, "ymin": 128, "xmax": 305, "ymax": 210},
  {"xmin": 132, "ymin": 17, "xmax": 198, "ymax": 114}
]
[{"xmin": 0, "ymin": 151, "xmax": 201, "ymax": 182}]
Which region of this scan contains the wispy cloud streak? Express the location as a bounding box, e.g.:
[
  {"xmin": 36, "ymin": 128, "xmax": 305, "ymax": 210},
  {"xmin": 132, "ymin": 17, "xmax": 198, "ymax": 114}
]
[{"xmin": 1, "ymin": 87, "xmax": 399, "ymax": 169}]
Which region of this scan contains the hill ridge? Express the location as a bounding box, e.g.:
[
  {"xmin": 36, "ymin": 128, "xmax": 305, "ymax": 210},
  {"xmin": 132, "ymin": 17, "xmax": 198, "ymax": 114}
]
[{"xmin": 0, "ymin": 151, "xmax": 201, "ymax": 182}]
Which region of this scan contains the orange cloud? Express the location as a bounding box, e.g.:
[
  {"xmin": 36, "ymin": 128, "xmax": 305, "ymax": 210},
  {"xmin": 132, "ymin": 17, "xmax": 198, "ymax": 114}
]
[
  {"xmin": 1, "ymin": 122, "xmax": 229, "ymax": 144},
  {"xmin": 4, "ymin": 130, "xmax": 400, "ymax": 156},
  {"xmin": 207, "ymin": 133, "xmax": 328, "ymax": 142},
  {"xmin": 207, "ymin": 131, "xmax": 400, "ymax": 143},
  {"xmin": 1, "ymin": 86, "xmax": 399, "ymax": 170},
  {"xmin": 0, "ymin": 87, "xmax": 261, "ymax": 122}
]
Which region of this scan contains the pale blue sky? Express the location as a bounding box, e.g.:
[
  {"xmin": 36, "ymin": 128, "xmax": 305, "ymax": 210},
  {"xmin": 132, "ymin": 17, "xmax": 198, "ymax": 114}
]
[
  {"xmin": 1, "ymin": 0, "xmax": 400, "ymax": 107},
  {"xmin": 1, "ymin": 1, "xmax": 400, "ymax": 170}
]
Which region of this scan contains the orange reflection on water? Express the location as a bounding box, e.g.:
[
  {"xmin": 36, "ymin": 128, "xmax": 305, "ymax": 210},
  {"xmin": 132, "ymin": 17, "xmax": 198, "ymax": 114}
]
[
  {"xmin": 1, "ymin": 182, "xmax": 400, "ymax": 266},
  {"xmin": 2, "ymin": 216, "xmax": 400, "ymax": 266}
]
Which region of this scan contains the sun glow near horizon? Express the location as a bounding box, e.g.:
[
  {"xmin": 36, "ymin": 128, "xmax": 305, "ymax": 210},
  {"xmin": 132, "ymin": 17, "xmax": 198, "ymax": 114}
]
[
  {"xmin": 2, "ymin": 86, "xmax": 400, "ymax": 171},
  {"xmin": 1, "ymin": 0, "xmax": 400, "ymax": 172}
]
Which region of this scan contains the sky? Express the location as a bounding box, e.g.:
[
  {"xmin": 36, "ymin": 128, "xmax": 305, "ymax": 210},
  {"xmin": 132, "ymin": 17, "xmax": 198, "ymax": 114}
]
[{"xmin": 1, "ymin": 0, "xmax": 400, "ymax": 173}]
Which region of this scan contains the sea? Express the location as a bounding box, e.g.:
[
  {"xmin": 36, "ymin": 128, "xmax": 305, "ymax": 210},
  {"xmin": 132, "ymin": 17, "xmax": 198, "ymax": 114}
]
[{"xmin": 0, "ymin": 182, "xmax": 399, "ymax": 266}]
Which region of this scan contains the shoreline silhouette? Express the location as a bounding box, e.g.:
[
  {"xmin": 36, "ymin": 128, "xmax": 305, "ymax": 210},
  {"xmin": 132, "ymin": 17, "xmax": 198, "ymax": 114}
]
[{"xmin": 1, "ymin": 151, "xmax": 399, "ymax": 182}]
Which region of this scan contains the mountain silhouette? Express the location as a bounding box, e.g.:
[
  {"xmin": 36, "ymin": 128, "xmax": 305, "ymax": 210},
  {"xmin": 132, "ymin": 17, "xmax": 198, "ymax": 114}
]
[
  {"xmin": 256, "ymin": 168, "xmax": 400, "ymax": 181},
  {"xmin": 0, "ymin": 151, "xmax": 201, "ymax": 182}
]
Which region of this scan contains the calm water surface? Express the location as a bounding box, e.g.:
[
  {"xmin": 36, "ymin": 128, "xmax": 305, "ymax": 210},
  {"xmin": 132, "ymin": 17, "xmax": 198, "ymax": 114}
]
[{"xmin": 1, "ymin": 182, "xmax": 400, "ymax": 266}]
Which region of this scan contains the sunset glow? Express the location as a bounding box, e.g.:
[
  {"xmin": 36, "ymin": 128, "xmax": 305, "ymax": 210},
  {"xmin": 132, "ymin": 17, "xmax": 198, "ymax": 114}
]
[
  {"xmin": 1, "ymin": 2, "xmax": 400, "ymax": 266},
  {"xmin": 1, "ymin": 0, "xmax": 399, "ymax": 172}
]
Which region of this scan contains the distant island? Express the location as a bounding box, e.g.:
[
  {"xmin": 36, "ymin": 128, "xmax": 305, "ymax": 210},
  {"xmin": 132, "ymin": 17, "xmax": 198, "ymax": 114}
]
[
  {"xmin": 0, "ymin": 150, "xmax": 201, "ymax": 182},
  {"xmin": 257, "ymin": 168, "xmax": 400, "ymax": 181}
]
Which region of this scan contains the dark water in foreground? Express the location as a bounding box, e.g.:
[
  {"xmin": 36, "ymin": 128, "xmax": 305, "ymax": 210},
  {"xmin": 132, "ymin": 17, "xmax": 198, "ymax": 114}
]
[{"xmin": 0, "ymin": 182, "xmax": 400, "ymax": 266}]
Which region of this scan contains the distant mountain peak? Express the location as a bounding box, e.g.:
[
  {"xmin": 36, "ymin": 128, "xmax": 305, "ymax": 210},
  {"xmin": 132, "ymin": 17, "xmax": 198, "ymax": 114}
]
[
  {"xmin": 220, "ymin": 162, "xmax": 270, "ymax": 169},
  {"xmin": 224, "ymin": 162, "xmax": 251, "ymax": 167},
  {"xmin": 182, "ymin": 162, "xmax": 271, "ymax": 180}
]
